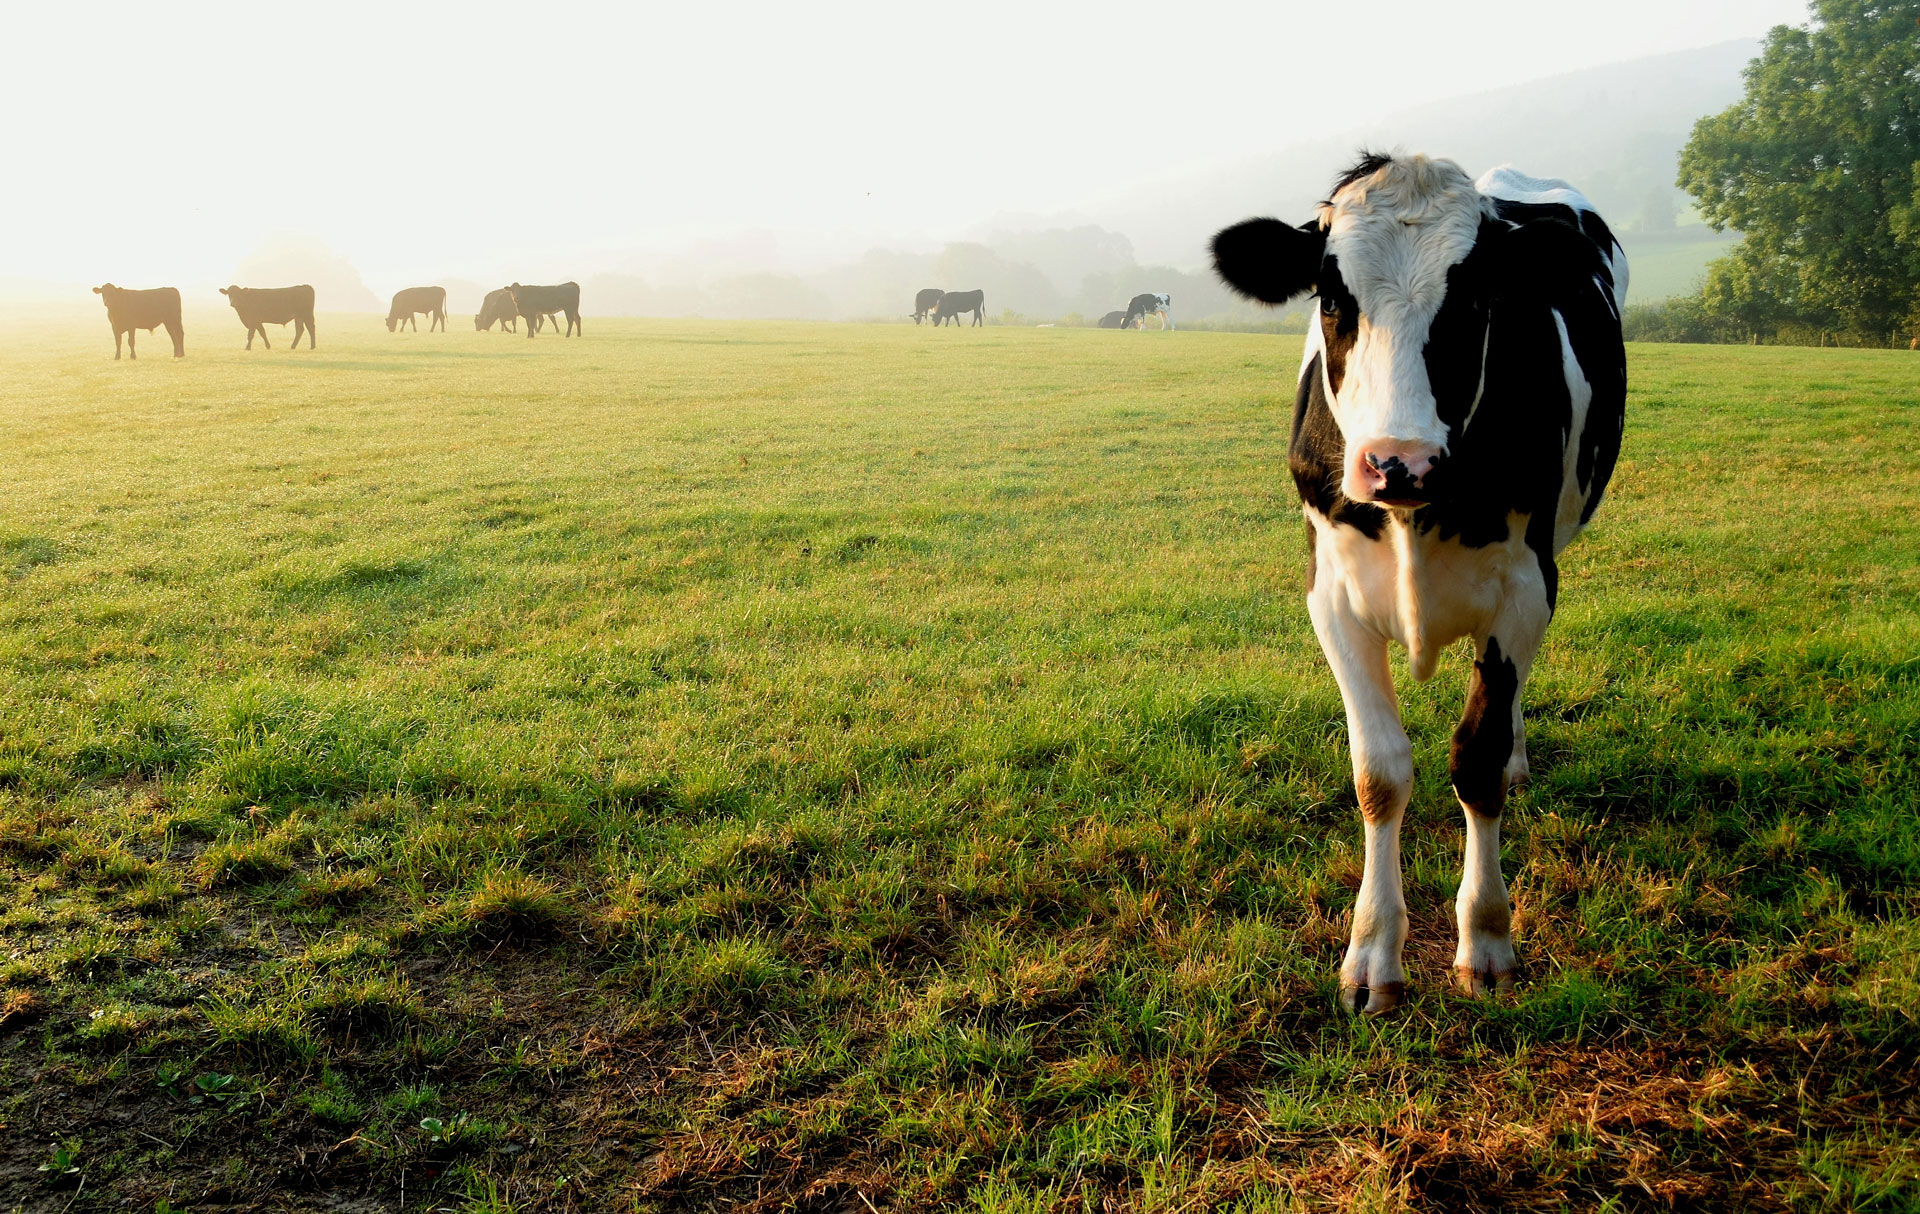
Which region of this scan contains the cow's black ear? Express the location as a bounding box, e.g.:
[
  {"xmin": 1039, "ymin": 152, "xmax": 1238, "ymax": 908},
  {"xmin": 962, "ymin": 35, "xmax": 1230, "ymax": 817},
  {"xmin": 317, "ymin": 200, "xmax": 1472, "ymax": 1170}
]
[{"xmin": 1211, "ymin": 218, "xmax": 1325, "ymax": 305}]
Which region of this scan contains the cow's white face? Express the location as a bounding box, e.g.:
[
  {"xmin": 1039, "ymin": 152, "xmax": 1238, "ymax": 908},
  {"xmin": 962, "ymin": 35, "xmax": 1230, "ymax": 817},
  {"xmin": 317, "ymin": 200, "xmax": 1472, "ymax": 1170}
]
[
  {"xmin": 1316, "ymin": 163, "xmax": 1488, "ymax": 504},
  {"xmin": 1214, "ymin": 155, "xmax": 1495, "ymax": 509}
]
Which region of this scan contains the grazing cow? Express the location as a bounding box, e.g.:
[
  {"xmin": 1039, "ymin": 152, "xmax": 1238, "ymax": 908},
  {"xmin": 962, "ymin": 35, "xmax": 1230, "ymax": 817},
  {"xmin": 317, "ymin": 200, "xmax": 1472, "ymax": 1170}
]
[
  {"xmin": 1211, "ymin": 153, "xmax": 1628, "ymax": 1014},
  {"xmin": 507, "ymin": 282, "xmax": 581, "ymax": 338},
  {"xmin": 475, "ymin": 288, "xmax": 520, "ymax": 332},
  {"xmin": 929, "ymin": 289, "xmax": 985, "ymax": 327},
  {"xmin": 220, "ymin": 284, "xmax": 317, "ymax": 350},
  {"xmin": 92, "ymin": 284, "xmax": 184, "ymax": 359},
  {"xmin": 387, "ymin": 286, "xmax": 447, "ymax": 332},
  {"xmin": 1122, "ymin": 292, "xmax": 1174, "ymax": 330},
  {"xmin": 1097, "ymin": 310, "xmax": 1129, "ymax": 329},
  {"xmin": 912, "ymin": 287, "xmax": 945, "ymax": 324}
]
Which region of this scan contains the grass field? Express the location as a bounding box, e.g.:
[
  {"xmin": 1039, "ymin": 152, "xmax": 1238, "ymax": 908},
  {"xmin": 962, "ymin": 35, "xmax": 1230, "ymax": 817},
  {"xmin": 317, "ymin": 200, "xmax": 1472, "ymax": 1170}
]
[{"xmin": 2, "ymin": 314, "xmax": 1916, "ymax": 1213}]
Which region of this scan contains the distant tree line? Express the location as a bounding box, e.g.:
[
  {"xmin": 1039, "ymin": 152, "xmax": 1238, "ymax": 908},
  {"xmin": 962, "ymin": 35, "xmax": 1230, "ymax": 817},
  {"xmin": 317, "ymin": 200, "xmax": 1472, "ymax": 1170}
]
[{"xmin": 1639, "ymin": 0, "xmax": 1919, "ymax": 347}]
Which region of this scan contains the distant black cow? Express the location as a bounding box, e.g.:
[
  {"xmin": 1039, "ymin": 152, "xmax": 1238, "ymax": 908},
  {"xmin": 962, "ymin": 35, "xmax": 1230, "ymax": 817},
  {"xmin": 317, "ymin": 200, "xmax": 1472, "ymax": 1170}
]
[
  {"xmin": 929, "ymin": 289, "xmax": 985, "ymax": 327},
  {"xmin": 475, "ymin": 290, "xmax": 553, "ymax": 333},
  {"xmin": 912, "ymin": 288, "xmax": 944, "ymax": 324},
  {"xmin": 507, "ymin": 282, "xmax": 580, "ymax": 338},
  {"xmin": 387, "ymin": 286, "xmax": 447, "ymax": 332},
  {"xmin": 1097, "ymin": 310, "xmax": 1128, "ymax": 329},
  {"xmin": 220, "ymin": 284, "xmax": 316, "ymax": 350},
  {"xmin": 1122, "ymin": 292, "xmax": 1173, "ymax": 330},
  {"xmin": 92, "ymin": 284, "xmax": 184, "ymax": 359},
  {"xmin": 475, "ymin": 288, "xmax": 520, "ymax": 332}
]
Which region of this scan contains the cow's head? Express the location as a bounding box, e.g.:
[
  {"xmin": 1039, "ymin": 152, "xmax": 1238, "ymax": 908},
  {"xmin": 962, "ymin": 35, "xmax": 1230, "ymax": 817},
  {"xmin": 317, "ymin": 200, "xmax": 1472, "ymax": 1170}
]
[
  {"xmin": 219, "ymin": 286, "xmax": 240, "ymax": 306},
  {"xmin": 93, "ymin": 284, "xmax": 115, "ymax": 300},
  {"xmin": 1213, "ymin": 153, "xmax": 1495, "ymax": 509}
]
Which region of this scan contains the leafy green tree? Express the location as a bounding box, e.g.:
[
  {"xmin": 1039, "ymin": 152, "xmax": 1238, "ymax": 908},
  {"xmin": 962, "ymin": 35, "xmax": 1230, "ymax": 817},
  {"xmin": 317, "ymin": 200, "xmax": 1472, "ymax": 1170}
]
[{"xmin": 1678, "ymin": 0, "xmax": 1920, "ymax": 344}]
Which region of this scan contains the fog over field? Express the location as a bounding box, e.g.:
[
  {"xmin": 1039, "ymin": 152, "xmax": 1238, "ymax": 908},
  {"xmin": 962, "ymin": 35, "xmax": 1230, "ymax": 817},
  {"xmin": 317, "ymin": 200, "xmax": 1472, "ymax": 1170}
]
[{"xmin": 6, "ymin": 1, "xmax": 1803, "ymax": 322}]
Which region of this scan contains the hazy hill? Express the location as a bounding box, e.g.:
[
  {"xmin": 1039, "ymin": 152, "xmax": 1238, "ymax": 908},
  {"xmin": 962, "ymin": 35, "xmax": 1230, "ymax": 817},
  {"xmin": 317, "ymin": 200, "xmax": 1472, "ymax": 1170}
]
[{"xmin": 1086, "ymin": 38, "xmax": 1760, "ymax": 301}]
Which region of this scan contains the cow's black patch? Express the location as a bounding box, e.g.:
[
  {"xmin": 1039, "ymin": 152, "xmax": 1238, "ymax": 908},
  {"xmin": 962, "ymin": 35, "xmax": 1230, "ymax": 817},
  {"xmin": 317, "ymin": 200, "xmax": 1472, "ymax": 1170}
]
[
  {"xmin": 1423, "ymin": 232, "xmax": 1496, "ymax": 437},
  {"xmin": 1578, "ymin": 209, "xmax": 1620, "ymax": 262},
  {"xmin": 1211, "ymin": 218, "xmax": 1325, "ymax": 306},
  {"xmin": 1450, "ymin": 635, "xmax": 1519, "ymax": 817},
  {"xmin": 1290, "ymin": 353, "xmax": 1386, "ymax": 543},
  {"xmin": 1317, "ymin": 255, "xmax": 1360, "ymax": 396}
]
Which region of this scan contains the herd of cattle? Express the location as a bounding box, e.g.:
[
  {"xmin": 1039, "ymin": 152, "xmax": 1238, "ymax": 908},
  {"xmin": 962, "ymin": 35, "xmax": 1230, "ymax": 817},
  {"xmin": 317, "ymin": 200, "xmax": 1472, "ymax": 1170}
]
[
  {"xmin": 908, "ymin": 289, "xmax": 1173, "ymax": 330},
  {"xmin": 82, "ymin": 153, "xmax": 1649, "ymax": 1016},
  {"xmin": 89, "ymin": 281, "xmax": 586, "ymax": 357},
  {"xmin": 91, "ymin": 278, "xmax": 1171, "ymax": 356}
]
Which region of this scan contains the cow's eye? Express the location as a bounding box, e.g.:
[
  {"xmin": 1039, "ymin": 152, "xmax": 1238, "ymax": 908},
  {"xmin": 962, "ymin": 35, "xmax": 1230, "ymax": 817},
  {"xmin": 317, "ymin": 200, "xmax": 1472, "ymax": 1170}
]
[{"xmin": 1320, "ymin": 295, "xmax": 1340, "ymax": 316}]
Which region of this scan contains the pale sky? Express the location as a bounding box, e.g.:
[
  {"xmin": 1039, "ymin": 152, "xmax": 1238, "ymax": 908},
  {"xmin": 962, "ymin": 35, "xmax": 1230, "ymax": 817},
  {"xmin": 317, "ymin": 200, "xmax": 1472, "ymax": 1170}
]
[{"xmin": 5, "ymin": 0, "xmax": 1808, "ymax": 293}]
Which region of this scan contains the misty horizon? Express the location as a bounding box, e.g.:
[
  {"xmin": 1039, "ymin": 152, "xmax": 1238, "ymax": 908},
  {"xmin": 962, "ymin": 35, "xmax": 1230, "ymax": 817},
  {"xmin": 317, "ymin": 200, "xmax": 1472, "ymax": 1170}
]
[{"xmin": 6, "ymin": 1, "xmax": 1806, "ymax": 319}]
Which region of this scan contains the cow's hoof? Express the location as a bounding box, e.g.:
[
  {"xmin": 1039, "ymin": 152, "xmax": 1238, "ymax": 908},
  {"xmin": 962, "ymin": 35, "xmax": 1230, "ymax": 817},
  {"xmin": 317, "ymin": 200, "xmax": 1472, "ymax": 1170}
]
[
  {"xmin": 1453, "ymin": 964, "xmax": 1515, "ymax": 997},
  {"xmin": 1340, "ymin": 980, "xmax": 1405, "ymax": 1016}
]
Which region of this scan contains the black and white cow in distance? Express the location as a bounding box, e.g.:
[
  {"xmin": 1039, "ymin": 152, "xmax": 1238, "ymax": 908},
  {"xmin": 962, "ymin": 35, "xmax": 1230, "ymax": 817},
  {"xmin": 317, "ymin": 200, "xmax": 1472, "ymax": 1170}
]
[
  {"xmin": 507, "ymin": 282, "xmax": 580, "ymax": 338},
  {"xmin": 93, "ymin": 284, "xmax": 184, "ymax": 359},
  {"xmin": 387, "ymin": 285, "xmax": 447, "ymax": 332},
  {"xmin": 1211, "ymin": 154, "xmax": 1628, "ymax": 1014},
  {"xmin": 1122, "ymin": 292, "xmax": 1173, "ymax": 330},
  {"xmin": 220, "ymin": 284, "xmax": 317, "ymax": 350},
  {"xmin": 912, "ymin": 287, "xmax": 944, "ymax": 324},
  {"xmin": 929, "ymin": 288, "xmax": 985, "ymax": 327}
]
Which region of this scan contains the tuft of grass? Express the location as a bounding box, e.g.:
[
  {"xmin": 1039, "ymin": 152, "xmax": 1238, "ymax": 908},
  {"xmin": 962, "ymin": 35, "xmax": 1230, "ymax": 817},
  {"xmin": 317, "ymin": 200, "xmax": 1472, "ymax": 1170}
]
[
  {"xmin": 192, "ymin": 820, "xmax": 304, "ymax": 888},
  {"xmin": 656, "ymin": 933, "xmax": 796, "ymax": 1011},
  {"xmin": 201, "ymin": 991, "xmax": 318, "ymax": 1064},
  {"xmin": 454, "ymin": 870, "xmax": 569, "ymax": 937},
  {"xmin": 297, "ymin": 866, "xmax": 379, "ymax": 906}
]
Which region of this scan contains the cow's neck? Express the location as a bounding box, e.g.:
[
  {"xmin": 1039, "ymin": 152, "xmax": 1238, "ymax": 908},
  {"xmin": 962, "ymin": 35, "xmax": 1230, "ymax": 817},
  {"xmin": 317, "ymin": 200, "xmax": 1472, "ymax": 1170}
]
[{"xmin": 1374, "ymin": 508, "xmax": 1527, "ymax": 682}]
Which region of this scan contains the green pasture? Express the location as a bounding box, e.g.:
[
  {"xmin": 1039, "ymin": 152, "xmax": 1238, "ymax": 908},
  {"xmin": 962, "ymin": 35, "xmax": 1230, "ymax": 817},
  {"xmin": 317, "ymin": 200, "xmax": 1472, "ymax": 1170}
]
[{"xmin": 1, "ymin": 316, "xmax": 1916, "ymax": 1211}]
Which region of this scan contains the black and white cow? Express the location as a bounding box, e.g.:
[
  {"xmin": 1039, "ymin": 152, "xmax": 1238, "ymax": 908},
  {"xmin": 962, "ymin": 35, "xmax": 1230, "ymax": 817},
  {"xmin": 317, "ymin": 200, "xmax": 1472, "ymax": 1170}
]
[
  {"xmin": 1211, "ymin": 154, "xmax": 1627, "ymax": 1014},
  {"xmin": 1122, "ymin": 292, "xmax": 1173, "ymax": 330}
]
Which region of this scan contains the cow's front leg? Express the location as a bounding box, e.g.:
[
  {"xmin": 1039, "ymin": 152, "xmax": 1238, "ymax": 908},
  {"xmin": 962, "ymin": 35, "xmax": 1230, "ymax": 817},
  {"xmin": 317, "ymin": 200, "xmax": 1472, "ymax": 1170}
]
[
  {"xmin": 1449, "ymin": 574, "xmax": 1550, "ymax": 996},
  {"xmin": 1309, "ymin": 581, "xmax": 1412, "ymax": 1015}
]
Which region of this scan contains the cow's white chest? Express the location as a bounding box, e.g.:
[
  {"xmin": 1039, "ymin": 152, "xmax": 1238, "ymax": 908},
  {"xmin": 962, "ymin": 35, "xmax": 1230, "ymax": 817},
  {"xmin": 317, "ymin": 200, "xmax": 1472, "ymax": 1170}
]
[{"xmin": 1311, "ymin": 509, "xmax": 1531, "ymax": 681}]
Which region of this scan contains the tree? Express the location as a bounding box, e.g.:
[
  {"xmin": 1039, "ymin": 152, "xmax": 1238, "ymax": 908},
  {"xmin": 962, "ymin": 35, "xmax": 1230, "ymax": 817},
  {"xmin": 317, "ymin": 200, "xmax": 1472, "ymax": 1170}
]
[{"xmin": 1678, "ymin": 0, "xmax": 1920, "ymax": 344}]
